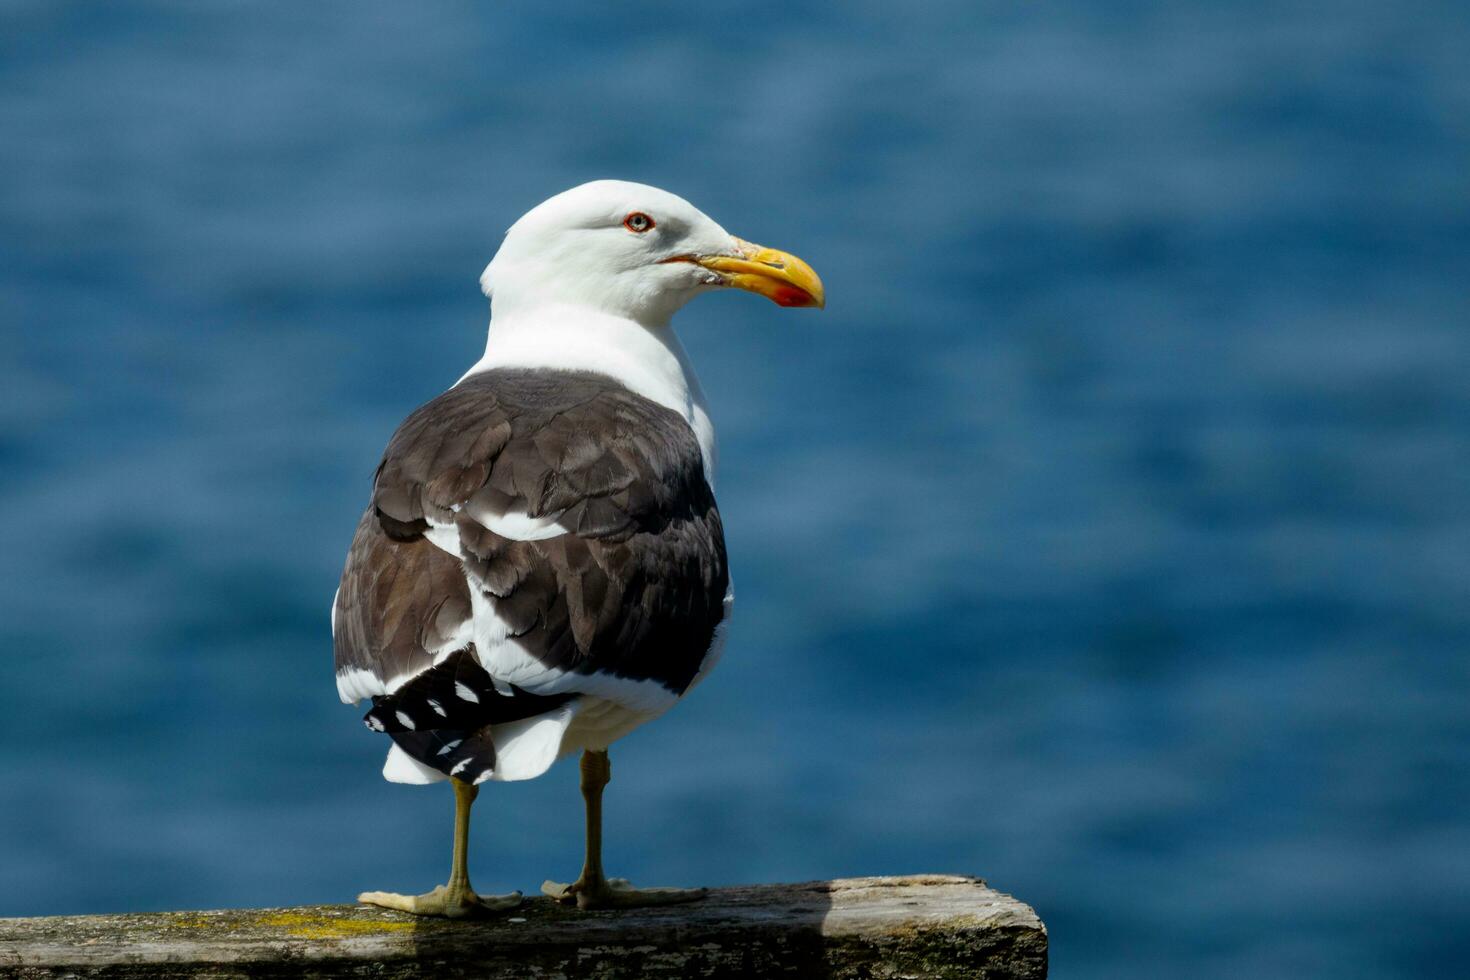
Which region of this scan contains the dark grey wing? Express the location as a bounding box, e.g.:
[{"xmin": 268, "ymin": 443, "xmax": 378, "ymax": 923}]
[
  {"xmin": 332, "ymin": 508, "xmax": 469, "ymax": 702},
  {"xmin": 332, "ymin": 369, "xmax": 728, "ymax": 779}
]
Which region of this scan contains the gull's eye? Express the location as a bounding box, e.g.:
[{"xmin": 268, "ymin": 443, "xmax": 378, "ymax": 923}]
[{"xmin": 623, "ymin": 212, "xmax": 655, "ymax": 233}]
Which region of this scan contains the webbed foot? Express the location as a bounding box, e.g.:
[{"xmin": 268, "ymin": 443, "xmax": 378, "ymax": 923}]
[{"xmin": 358, "ymin": 883, "xmax": 521, "ymax": 919}]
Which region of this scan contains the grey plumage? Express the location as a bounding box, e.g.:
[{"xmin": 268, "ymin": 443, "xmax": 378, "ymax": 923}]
[{"xmin": 333, "ymin": 369, "xmax": 728, "ymax": 779}]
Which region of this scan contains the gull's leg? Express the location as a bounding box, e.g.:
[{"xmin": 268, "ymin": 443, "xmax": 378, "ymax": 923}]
[
  {"xmin": 542, "ymin": 749, "xmax": 707, "ymax": 910},
  {"xmin": 359, "ymin": 777, "xmax": 521, "ymax": 918}
]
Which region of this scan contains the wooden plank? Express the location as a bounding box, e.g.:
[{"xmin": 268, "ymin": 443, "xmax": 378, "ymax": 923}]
[{"xmin": 0, "ymin": 874, "xmax": 1046, "ymax": 978}]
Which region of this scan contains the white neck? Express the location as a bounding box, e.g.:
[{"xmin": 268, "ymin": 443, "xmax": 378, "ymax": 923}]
[{"xmin": 458, "ymin": 303, "xmax": 718, "ymax": 487}]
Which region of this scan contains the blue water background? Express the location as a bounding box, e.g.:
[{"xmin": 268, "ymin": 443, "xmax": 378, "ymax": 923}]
[{"xmin": 2, "ymin": 3, "xmax": 1468, "ymax": 977}]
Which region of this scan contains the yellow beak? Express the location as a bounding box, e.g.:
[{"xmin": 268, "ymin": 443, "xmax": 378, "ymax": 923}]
[{"xmin": 695, "ymin": 238, "xmax": 825, "ymax": 309}]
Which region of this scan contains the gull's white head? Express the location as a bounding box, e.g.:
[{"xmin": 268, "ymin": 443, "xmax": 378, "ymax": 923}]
[{"xmin": 481, "ymin": 180, "xmax": 824, "ymax": 326}]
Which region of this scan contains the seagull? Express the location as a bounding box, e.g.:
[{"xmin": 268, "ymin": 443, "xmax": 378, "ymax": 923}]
[{"xmin": 332, "ymin": 180, "xmax": 824, "ymax": 916}]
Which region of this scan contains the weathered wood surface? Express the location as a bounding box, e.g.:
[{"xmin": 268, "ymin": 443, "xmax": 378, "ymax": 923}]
[{"xmin": 0, "ymin": 874, "xmax": 1045, "ymax": 979}]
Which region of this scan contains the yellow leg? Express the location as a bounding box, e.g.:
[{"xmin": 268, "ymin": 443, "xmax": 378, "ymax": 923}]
[
  {"xmin": 542, "ymin": 749, "xmax": 707, "ymax": 910},
  {"xmin": 359, "ymin": 778, "xmax": 521, "ymax": 918}
]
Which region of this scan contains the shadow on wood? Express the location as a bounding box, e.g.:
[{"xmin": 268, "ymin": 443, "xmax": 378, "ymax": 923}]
[{"xmin": 0, "ymin": 874, "xmax": 1046, "ymax": 978}]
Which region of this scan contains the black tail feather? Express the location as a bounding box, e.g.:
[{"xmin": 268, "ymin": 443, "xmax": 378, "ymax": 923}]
[{"xmin": 363, "ymin": 646, "xmax": 574, "ymax": 781}]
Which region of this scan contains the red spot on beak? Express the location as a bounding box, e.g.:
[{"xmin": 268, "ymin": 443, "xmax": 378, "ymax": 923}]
[{"xmin": 772, "ymin": 285, "xmax": 816, "ymax": 308}]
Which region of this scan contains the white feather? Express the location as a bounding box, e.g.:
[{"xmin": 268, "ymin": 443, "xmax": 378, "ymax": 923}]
[
  {"xmin": 383, "ymin": 743, "xmax": 447, "ymax": 784},
  {"xmin": 336, "ymin": 665, "xmax": 423, "ymax": 705},
  {"xmin": 465, "ymin": 590, "xmax": 679, "ymax": 715},
  {"xmin": 336, "ymin": 666, "xmax": 384, "ymax": 705},
  {"xmin": 486, "ymin": 701, "xmax": 581, "ymax": 782}
]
